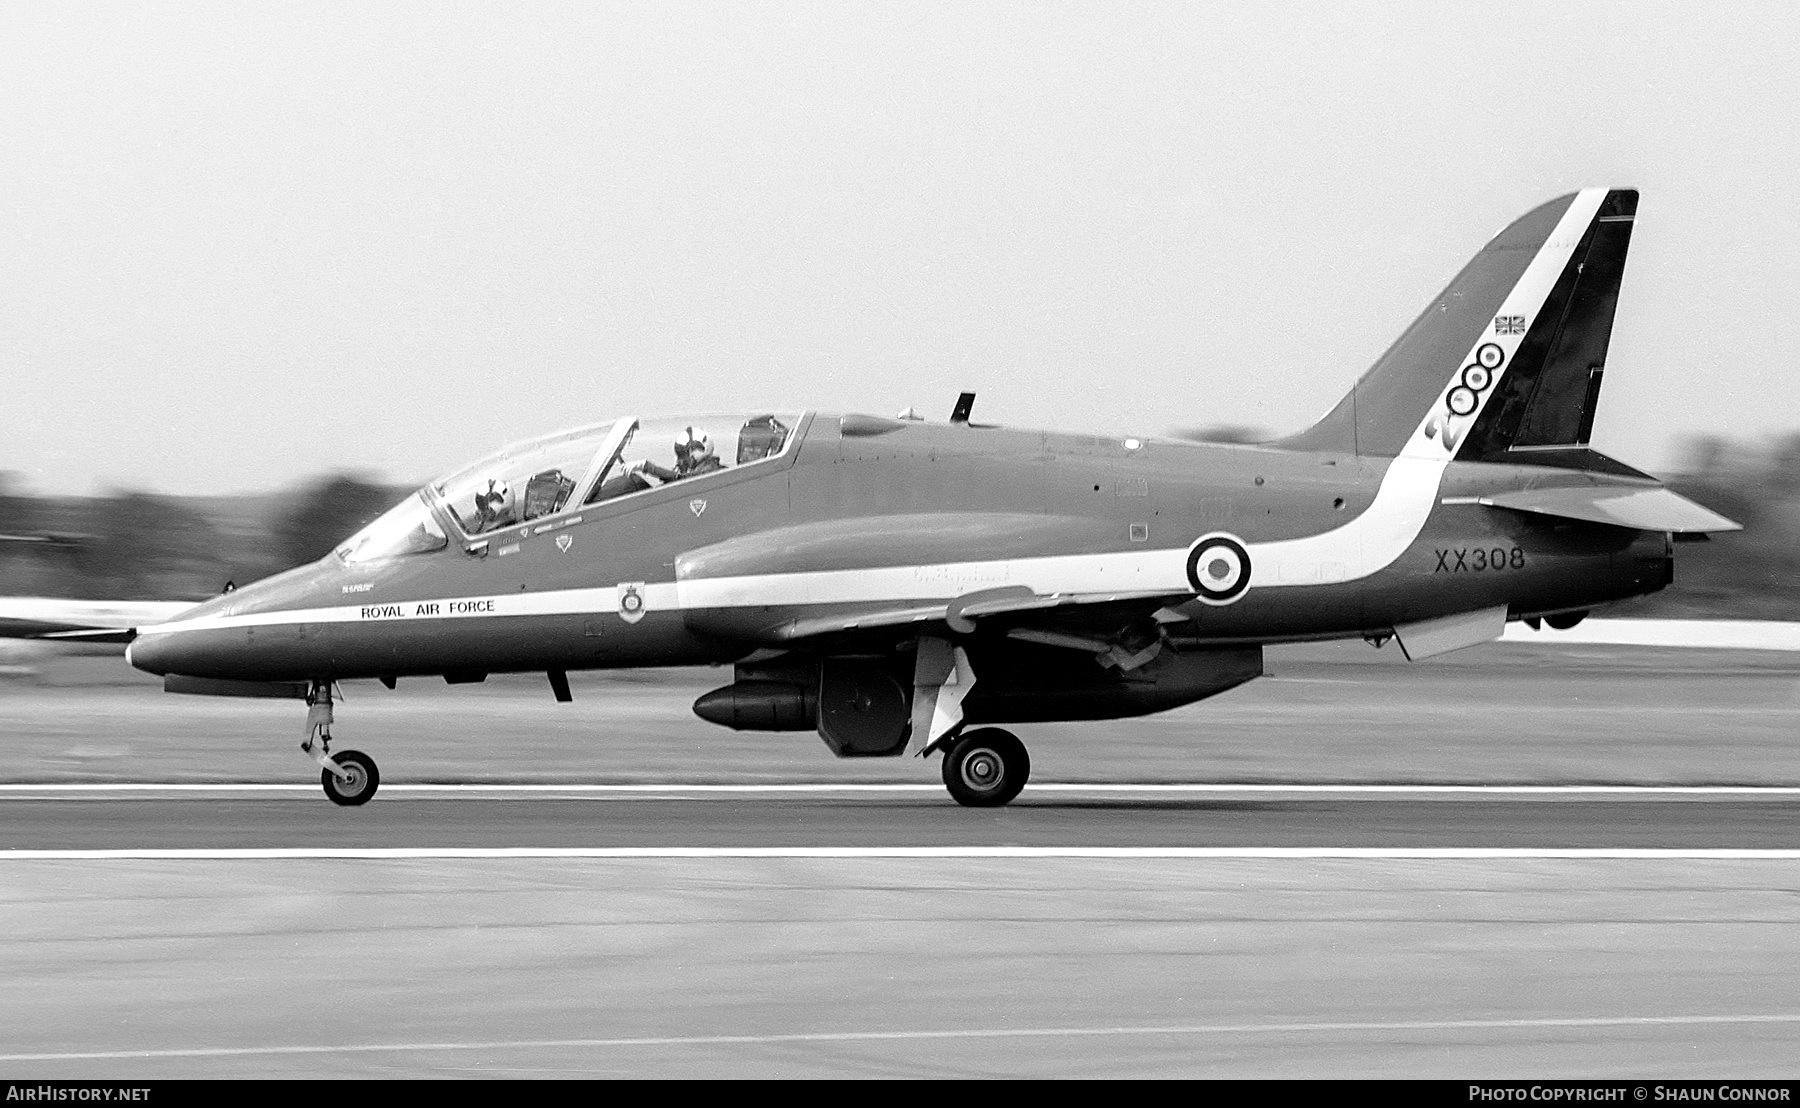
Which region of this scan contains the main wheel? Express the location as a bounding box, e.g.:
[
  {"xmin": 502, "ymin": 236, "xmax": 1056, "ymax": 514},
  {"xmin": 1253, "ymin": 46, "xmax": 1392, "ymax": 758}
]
[
  {"xmin": 322, "ymin": 750, "xmax": 379, "ymax": 807},
  {"xmin": 941, "ymin": 728, "xmax": 1030, "ymax": 808}
]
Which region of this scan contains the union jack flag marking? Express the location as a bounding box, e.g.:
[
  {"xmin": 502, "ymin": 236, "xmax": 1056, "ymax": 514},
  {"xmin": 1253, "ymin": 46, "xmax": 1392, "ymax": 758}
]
[{"xmin": 1494, "ymin": 315, "xmax": 1526, "ymax": 335}]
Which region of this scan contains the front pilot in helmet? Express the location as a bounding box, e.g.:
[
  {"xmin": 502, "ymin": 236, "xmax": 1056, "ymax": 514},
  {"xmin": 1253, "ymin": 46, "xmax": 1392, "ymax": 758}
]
[
  {"xmin": 678, "ymin": 428, "xmax": 722, "ymax": 477},
  {"xmin": 472, "ymin": 477, "xmax": 515, "ymax": 532}
]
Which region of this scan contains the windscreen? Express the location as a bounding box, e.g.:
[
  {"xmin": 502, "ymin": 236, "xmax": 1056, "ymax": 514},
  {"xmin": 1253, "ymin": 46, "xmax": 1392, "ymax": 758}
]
[{"xmin": 336, "ymin": 493, "xmax": 448, "ymax": 563}]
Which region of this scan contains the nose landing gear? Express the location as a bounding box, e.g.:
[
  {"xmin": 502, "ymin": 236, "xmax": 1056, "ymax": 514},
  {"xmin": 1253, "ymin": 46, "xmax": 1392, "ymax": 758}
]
[
  {"xmin": 300, "ymin": 681, "xmax": 380, "ymax": 806},
  {"xmin": 321, "ymin": 749, "xmax": 379, "ymax": 806}
]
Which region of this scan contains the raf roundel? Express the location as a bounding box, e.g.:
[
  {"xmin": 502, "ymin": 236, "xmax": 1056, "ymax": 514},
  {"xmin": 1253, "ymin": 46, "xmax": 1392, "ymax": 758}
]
[
  {"xmin": 1461, "ymin": 363, "xmax": 1491, "ymax": 391},
  {"xmin": 1186, "ymin": 533, "xmax": 1252, "ymax": 605},
  {"xmin": 1446, "ymin": 387, "xmax": 1479, "ymax": 416},
  {"xmin": 1475, "ymin": 342, "xmax": 1505, "ymax": 370}
]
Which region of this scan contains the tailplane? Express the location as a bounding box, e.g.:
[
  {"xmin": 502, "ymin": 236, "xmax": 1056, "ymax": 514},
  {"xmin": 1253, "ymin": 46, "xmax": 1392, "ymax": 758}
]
[{"xmin": 1279, "ymin": 188, "xmax": 1639, "ymax": 464}]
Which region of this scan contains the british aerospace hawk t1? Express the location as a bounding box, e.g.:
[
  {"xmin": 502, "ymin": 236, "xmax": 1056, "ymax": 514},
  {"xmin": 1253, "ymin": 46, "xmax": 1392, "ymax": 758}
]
[{"xmin": 126, "ymin": 188, "xmax": 1739, "ymax": 807}]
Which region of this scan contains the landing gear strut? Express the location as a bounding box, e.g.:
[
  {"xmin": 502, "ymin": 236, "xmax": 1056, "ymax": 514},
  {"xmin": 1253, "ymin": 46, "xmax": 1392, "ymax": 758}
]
[
  {"xmin": 941, "ymin": 728, "xmax": 1030, "ymax": 808},
  {"xmin": 911, "ymin": 640, "xmax": 1031, "ymax": 807},
  {"xmin": 300, "ymin": 681, "xmax": 380, "ymax": 806}
]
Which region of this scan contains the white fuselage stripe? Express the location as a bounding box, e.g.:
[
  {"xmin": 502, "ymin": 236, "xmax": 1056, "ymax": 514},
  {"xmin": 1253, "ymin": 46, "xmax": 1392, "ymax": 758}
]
[{"xmin": 6, "ymin": 783, "xmax": 1799, "ymax": 796}]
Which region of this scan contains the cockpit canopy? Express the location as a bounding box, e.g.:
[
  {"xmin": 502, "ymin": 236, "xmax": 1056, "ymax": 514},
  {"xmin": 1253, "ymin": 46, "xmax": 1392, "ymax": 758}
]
[{"xmin": 336, "ymin": 411, "xmax": 800, "ymax": 563}]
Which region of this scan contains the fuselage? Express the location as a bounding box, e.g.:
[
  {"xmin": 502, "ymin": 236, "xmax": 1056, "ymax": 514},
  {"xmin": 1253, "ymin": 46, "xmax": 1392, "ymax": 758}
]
[{"xmin": 127, "ymin": 410, "xmax": 1670, "ymax": 685}]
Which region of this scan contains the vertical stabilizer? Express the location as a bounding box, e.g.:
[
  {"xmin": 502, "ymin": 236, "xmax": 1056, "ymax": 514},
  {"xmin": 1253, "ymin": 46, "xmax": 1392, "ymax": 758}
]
[{"xmin": 1278, "ymin": 189, "xmax": 1638, "ymax": 461}]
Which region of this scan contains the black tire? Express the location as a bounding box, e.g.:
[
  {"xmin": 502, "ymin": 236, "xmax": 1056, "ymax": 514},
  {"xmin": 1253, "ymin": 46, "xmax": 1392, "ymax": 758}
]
[
  {"xmin": 322, "ymin": 749, "xmax": 379, "ymax": 807},
  {"xmin": 941, "ymin": 728, "xmax": 1030, "ymax": 808}
]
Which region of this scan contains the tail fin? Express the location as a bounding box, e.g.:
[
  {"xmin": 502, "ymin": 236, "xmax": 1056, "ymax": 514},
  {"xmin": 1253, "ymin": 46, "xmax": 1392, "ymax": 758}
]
[{"xmin": 1278, "ymin": 188, "xmax": 1638, "ymax": 462}]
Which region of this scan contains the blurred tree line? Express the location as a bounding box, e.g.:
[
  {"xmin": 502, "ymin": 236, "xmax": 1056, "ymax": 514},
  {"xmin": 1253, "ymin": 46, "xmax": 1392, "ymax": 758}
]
[
  {"xmin": 0, "ymin": 472, "xmax": 410, "ymax": 602},
  {"xmin": 1621, "ymin": 432, "xmax": 1800, "ymax": 620}
]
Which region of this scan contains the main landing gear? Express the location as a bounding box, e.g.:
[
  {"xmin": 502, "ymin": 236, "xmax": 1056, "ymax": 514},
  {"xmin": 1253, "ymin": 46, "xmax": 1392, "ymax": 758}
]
[
  {"xmin": 300, "ymin": 681, "xmax": 380, "ymax": 806},
  {"xmin": 911, "ymin": 639, "xmax": 1032, "ymax": 808},
  {"xmin": 939, "ymin": 727, "xmax": 1030, "ymax": 808}
]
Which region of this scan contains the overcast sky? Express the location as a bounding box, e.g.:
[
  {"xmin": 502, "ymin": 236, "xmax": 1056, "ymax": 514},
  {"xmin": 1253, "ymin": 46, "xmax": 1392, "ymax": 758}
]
[{"xmin": 3, "ymin": 1, "xmax": 1797, "ymax": 495}]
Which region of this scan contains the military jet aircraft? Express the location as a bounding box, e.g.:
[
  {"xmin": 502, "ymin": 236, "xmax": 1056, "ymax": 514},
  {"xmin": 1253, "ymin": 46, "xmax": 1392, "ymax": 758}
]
[{"xmin": 125, "ymin": 187, "xmax": 1739, "ymax": 807}]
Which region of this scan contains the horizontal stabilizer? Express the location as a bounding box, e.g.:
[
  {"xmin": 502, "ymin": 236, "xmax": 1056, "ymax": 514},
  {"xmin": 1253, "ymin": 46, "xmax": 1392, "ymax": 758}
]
[{"xmin": 1478, "ymin": 486, "xmax": 1741, "ymax": 533}]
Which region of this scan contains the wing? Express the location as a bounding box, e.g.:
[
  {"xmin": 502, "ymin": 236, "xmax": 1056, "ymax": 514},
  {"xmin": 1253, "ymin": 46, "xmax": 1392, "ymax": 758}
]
[{"xmin": 770, "ymin": 584, "xmax": 1188, "ymax": 644}]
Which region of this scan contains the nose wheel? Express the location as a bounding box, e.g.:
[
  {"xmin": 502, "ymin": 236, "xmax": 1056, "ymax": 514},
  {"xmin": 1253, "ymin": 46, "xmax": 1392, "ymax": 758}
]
[
  {"xmin": 301, "ymin": 680, "xmax": 381, "ymax": 806},
  {"xmin": 941, "ymin": 728, "xmax": 1030, "ymax": 807},
  {"xmin": 321, "ymin": 749, "xmax": 380, "ymax": 806}
]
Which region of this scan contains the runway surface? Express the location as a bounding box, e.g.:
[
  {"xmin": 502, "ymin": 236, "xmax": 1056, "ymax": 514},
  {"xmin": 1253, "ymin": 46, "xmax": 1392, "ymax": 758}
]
[
  {"xmin": 4, "ymin": 788, "xmax": 1800, "ymax": 851},
  {"xmin": 3, "ymin": 648, "xmax": 1798, "ymax": 1078},
  {"xmin": 3, "ymin": 786, "xmax": 1799, "ymax": 1079},
  {"xmin": 4, "ymin": 846, "xmax": 1800, "ymax": 1079}
]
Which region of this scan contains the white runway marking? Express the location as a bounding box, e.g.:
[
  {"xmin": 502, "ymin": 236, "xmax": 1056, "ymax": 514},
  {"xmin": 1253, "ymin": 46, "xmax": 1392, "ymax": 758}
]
[
  {"xmin": 4, "ymin": 783, "xmax": 1800, "ymax": 797},
  {"xmin": 4, "ymin": 1012, "xmax": 1799, "ymax": 1063},
  {"xmin": 7, "ymin": 847, "xmax": 1800, "ymax": 859}
]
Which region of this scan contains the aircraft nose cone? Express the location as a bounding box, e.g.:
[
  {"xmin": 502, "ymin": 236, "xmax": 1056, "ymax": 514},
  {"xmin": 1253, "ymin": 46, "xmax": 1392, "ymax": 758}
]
[
  {"xmin": 127, "ymin": 625, "xmax": 252, "ymax": 680},
  {"xmin": 125, "ymin": 586, "xmax": 249, "ymax": 678},
  {"xmin": 126, "ymin": 632, "xmax": 178, "ymax": 676}
]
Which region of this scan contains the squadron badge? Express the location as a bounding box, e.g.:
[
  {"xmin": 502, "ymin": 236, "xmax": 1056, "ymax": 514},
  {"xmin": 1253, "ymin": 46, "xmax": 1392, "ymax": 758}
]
[{"xmin": 616, "ymin": 582, "xmax": 647, "ymax": 624}]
